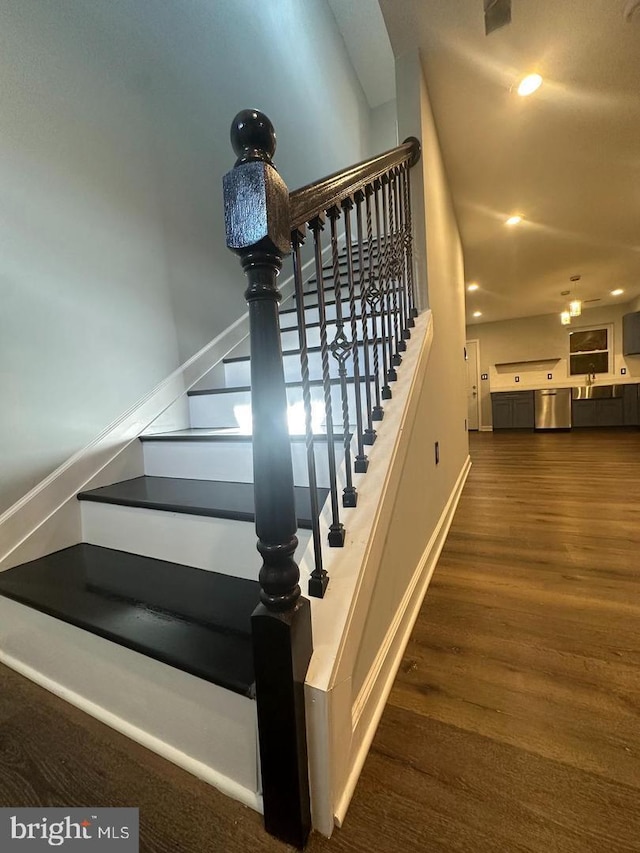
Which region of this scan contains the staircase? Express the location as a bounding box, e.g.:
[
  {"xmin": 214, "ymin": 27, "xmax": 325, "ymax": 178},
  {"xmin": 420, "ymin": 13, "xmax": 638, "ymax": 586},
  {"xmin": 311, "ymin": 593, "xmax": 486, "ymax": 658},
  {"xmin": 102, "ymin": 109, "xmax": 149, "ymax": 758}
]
[{"xmin": 0, "ymin": 110, "xmax": 421, "ymax": 848}]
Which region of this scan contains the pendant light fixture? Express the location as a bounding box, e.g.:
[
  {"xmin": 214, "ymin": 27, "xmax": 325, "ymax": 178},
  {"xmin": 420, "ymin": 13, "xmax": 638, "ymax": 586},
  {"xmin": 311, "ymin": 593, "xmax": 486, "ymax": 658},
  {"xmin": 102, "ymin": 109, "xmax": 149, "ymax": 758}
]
[
  {"xmin": 560, "ymin": 310, "xmax": 571, "ymax": 325},
  {"xmin": 569, "ymin": 299, "xmax": 582, "ymax": 317}
]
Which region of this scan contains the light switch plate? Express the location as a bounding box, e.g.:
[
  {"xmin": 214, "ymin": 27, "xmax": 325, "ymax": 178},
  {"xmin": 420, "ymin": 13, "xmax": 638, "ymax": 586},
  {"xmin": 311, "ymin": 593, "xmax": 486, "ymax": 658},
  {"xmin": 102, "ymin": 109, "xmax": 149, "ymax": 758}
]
[
  {"xmin": 621, "ymin": 367, "xmax": 627, "ymax": 375},
  {"xmin": 515, "ymin": 376, "xmax": 520, "ymax": 382},
  {"xmin": 481, "ymin": 373, "xmax": 488, "ymax": 380},
  {"xmin": 547, "ymin": 373, "xmax": 553, "ymax": 380}
]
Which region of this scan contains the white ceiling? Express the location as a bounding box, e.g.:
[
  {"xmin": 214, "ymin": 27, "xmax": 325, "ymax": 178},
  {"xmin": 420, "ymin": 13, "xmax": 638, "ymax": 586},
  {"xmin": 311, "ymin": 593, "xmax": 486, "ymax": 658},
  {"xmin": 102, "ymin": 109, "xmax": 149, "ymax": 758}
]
[{"xmin": 371, "ymin": 0, "xmax": 640, "ymax": 325}]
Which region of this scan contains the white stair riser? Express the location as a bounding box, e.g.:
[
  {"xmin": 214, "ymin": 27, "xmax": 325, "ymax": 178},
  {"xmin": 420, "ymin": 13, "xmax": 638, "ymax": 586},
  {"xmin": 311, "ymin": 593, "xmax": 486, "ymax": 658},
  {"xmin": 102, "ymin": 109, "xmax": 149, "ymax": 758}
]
[
  {"xmin": 142, "ymin": 439, "xmax": 342, "ymax": 488},
  {"xmin": 0, "ymin": 596, "xmax": 260, "ymax": 808},
  {"xmin": 81, "ymin": 501, "xmax": 312, "ymax": 580},
  {"xmin": 189, "ymin": 382, "xmax": 375, "ymax": 431},
  {"xmin": 224, "ymin": 343, "xmax": 387, "ymax": 386}
]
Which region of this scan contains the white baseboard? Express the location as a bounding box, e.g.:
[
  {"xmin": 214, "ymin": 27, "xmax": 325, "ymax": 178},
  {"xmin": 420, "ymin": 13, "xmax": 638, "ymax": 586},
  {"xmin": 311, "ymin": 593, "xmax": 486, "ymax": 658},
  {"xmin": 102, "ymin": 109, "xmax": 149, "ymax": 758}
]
[
  {"xmin": 333, "ymin": 453, "xmax": 472, "ymax": 827},
  {"xmin": 479, "ymin": 425, "xmax": 493, "ymax": 432}
]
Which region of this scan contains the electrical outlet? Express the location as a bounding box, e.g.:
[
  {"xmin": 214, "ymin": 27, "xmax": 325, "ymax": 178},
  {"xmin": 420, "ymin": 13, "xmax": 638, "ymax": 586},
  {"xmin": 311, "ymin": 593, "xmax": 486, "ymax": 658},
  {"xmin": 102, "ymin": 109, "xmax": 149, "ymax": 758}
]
[
  {"xmin": 435, "ymin": 441, "xmax": 440, "ymax": 464},
  {"xmin": 481, "ymin": 373, "xmax": 488, "ymax": 380}
]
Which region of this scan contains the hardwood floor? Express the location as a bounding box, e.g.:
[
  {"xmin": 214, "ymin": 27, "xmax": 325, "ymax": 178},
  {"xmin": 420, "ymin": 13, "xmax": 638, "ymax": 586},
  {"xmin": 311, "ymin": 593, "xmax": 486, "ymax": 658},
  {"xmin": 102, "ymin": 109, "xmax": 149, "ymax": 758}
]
[{"xmin": 1, "ymin": 430, "xmax": 639, "ymax": 851}]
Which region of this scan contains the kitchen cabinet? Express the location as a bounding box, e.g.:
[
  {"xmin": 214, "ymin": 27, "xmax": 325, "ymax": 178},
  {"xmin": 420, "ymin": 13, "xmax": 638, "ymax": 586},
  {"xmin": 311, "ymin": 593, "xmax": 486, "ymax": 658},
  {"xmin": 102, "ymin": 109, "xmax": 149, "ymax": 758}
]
[
  {"xmin": 491, "ymin": 391, "xmax": 535, "ymax": 429},
  {"xmin": 624, "ymin": 383, "xmax": 639, "ymax": 426},
  {"xmin": 623, "ymin": 312, "xmax": 640, "ymax": 356},
  {"xmin": 572, "ymin": 398, "xmax": 625, "ymax": 428}
]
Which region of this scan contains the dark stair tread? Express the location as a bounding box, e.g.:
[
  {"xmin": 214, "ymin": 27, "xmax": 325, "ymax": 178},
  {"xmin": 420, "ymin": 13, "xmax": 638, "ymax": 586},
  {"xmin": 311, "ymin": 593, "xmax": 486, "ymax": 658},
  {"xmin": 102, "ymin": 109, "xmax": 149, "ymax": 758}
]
[
  {"xmin": 78, "ymin": 476, "xmax": 329, "ymax": 530},
  {"xmin": 188, "ymin": 375, "xmax": 377, "ymax": 397},
  {"xmin": 0, "ymin": 544, "xmax": 257, "ymax": 696}
]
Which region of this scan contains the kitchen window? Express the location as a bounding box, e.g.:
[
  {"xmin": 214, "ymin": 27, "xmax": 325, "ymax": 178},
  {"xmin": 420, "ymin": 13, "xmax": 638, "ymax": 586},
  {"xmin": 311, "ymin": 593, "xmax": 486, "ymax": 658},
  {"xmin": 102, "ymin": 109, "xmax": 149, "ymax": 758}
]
[{"xmin": 568, "ymin": 326, "xmax": 610, "ymax": 376}]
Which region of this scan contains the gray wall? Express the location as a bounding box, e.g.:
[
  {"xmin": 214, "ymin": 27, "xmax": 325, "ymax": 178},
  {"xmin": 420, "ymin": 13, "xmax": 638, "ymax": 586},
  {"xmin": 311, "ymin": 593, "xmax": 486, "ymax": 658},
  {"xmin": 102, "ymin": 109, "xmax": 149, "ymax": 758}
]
[{"xmin": 0, "ymin": 0, "xmax": 374, "ymax": 514}]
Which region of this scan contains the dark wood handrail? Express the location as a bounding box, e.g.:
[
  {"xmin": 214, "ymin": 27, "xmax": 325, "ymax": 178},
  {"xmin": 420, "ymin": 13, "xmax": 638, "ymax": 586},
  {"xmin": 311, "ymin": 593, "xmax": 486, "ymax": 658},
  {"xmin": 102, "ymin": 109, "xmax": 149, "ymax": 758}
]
[{"xmin": 289, "ymin": 137, "xmax": 421, "ymax": 230}]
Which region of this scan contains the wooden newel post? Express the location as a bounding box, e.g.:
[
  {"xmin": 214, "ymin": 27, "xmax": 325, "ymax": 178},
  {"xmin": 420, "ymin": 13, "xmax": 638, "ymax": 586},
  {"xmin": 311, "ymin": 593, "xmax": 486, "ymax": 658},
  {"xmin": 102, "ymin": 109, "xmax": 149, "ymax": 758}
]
[{"xmin": 223, "ymin": 110, "xmax": 313, "ymax": 849}]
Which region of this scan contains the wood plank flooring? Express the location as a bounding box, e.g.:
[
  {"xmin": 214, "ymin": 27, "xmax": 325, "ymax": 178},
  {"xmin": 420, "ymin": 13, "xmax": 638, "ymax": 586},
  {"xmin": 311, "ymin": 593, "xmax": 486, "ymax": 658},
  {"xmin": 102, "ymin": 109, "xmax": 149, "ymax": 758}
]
[{"xmin": 1, "ymin": 429, "xmax": 639, "ymax": 851}]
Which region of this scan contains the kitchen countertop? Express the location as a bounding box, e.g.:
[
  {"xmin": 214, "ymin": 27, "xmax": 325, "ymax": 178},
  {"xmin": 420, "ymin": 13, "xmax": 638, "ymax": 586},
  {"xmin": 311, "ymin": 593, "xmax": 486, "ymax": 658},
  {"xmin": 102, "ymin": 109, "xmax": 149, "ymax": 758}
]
[{"xmin": 492, "ymin": 378, "xmax": 639, "ymax": 393}]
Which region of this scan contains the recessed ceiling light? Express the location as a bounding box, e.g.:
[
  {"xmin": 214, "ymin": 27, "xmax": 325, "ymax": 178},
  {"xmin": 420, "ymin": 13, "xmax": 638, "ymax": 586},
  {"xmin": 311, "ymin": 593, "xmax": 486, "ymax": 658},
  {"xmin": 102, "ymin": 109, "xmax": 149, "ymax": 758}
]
[
  {"xmin": 505, "ymin": 215, "xmax": 523, "ymax": 226},
  {"xmin": 467, "ymin": 283, "xmax": 479, "ymax": 291},
  {"xmin": 473, "ymin": 311, "xmax": 482, "ymax": 318},
  {"xmin": 517, "ymin": 73, "xmax": 543, "ymax": 97},
  {"xmin": 611, "ymin": 288, "xmax": 625, "ymax": 296}
]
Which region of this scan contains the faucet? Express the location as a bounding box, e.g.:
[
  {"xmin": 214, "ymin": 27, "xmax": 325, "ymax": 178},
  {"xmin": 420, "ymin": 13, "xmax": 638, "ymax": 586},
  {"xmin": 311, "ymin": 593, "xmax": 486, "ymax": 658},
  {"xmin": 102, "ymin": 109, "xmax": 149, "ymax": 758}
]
[{"xmin": 586, "ymin": 363, "xmax": 596, "ymax": 386}]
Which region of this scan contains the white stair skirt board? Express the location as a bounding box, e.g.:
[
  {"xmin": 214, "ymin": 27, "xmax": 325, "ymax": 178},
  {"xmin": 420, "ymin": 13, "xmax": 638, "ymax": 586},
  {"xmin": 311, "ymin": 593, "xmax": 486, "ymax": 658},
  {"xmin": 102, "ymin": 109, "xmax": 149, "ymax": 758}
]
[
  {"xmin": 0, "ymin": 595, "xmax": 261, "ymax": 811},
  {"xmin": 188, "ymin": 382, "xmax": 375, "ymax": 431},
  {"xmin": 224, "ymin": 343, "xmax": 387, "ymax": 386},
  {"xmin": 142, "ymin": 438, "xmax": 340, "ymax": 489},
  {"xmin": 80, "ymin": 501, "xmax": 312, "ymax": 581}
]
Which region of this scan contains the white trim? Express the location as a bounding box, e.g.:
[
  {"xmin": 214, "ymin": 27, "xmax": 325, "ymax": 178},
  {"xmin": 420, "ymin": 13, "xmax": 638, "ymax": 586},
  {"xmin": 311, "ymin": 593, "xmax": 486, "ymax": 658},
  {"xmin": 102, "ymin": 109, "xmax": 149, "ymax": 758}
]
[
  {"xmin": 479, "ymin": 425, "xmax": 493, "ymax": 432},
  {"xmin": 334, "ymin": 453, "xmax": 471, "ymax": 826}
]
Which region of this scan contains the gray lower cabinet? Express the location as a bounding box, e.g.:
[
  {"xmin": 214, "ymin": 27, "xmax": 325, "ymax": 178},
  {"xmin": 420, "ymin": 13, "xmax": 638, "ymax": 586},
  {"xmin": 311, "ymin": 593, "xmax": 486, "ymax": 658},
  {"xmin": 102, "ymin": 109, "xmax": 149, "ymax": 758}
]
[
  {"xmin": 624, "ymin": 383, "xmax": 639, "ymax": 426},
  {"xmin": 572, "ymin": 398, "xmax": 625, "ymax": 427},
  {"xmin": 491, "ymin": 391, "xmax": 535, "ymax": 429}
]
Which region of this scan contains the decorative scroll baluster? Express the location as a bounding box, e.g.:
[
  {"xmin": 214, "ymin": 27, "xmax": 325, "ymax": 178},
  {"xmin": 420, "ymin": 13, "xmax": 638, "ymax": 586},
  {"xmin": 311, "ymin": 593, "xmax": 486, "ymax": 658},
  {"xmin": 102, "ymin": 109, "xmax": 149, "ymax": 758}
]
[
  {"xmin": 309, "ymin": 216, "xmax": 346, "ymax": 546},
  {"xmin": 385, "ymin": 172, "xmax": 405, "ymax": 357},
  {"xmin": 292, "ymin": 229, "xmax": 328, "ymax": 598},
  {"xmin": 402, "ymin": 163, "xmax": 419, "ymax": 323},
  {"xmin": 223, "ymin": 110, "xmax": 311, "ymax": 848},
  {"xmin": 374, "ymin": 181, "xmax": 396, "ymax": 387},
  {"xmin": 327, "ymin": 206, "xmax": 357, "ymax": 507},
  {"xmin": 392, "ymin": 168, "xmax": 410, "ymax": 343},
  {"xmin": 341, "ymin": 197, "xmax": 369, "ymax": 472},
  {"xmin": 381, "ymin": 174, "xmax": 402, "ymax": 368},
  {"xmin": 354, "ymin": 190, "xmax": 377, "ymax": 443},
  {"xmin": 364, "ymin": 186, "xmax": 387, "ymax": 410}
]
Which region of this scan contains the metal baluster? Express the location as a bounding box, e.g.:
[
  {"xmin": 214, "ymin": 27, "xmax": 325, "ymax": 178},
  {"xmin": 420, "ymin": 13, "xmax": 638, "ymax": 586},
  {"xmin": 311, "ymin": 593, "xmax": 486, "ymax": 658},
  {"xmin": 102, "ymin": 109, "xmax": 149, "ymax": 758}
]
[
  {"xmin": 374, "ymin": 180, "xmax": 397, "ymax": 385},
  {"xmin": 327, "ymin": 206, "xmax": 357, "ymax": 507},
  {"xmin": 354, "ymin": 189, "xmax": 377, "ymax": 443},
  {"xmin": 402, "ymin": 164, "xmax": 419, "ymax": 323},
  {"xmin": 364, "ymin": 186, "xmax": 387, "ymax": 411},
  {"xmin": 292, "ymin": 229, "xmax": 328, "ymax": 597},
  {"xmin": 309, "ymin": 216, "xmax": 346, "ymax": 546},
  {"xmin": 392, "ymin": 167, "xmax": 410, "ymax": 343},
  {"xmin": 382, "ymin": 170, "xmax": 407, "ymax": 366},
  {"xmin": 382, "ymin": 174, "xmax": 403, "ymax": 366},
  {"xmin": 341, "ymin": 198, "xmax": 369, "ymax": 471}
]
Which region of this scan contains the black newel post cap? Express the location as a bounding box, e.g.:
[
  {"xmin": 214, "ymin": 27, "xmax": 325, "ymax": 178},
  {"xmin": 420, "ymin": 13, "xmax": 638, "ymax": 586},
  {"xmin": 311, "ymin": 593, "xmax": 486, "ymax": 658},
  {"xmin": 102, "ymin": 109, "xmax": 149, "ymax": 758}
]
[
  {"xmin": 231, "ymin": 109, "xmax": 277, "ymax": 166},
  {"xmin": 224, "ymin": 109, "xmax": 290, "ymax": 256}
]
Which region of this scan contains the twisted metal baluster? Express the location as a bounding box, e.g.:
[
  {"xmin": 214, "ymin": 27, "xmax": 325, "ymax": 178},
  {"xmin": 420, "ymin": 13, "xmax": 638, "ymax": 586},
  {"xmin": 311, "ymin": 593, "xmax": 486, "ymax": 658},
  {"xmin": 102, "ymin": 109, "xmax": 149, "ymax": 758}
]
[
  {"xmin": 309, "ymin": 216, "xmax": 345, "ymax": 546},
  {"xmin": 342, "ymin": 198, "xmax": 368, "ymax": 472},
  {"xmin": 292, "ymin": 229, "xmax": 327, "ymax": 597},
  {"xmin": 374, "ymin": 180, "xmax": 397, "ymax": 385},
  {"xmin": 385, "ymin": 171, "xmax": 405, "ymax": 357},
  {"xmin": 354, "ymin": 189, "xmax": 377, "ymax": 443},
  {"xmin": 382, "ymin": 174, "xmax": 402, "ymax": 367},
  {"xmin": 402, "ymin": 165, "xmax": 418, "ymax": 323},
  {"xmin": 327, "ymin": 206, "xmax": 357, "ymax": 508},
  {"xmin": 392, "ymin": 168, "xmax": 410, "ymax": 344},
  {"xmin": 365, "ymin": 185, "xmax": 391, "ymax": 402}
]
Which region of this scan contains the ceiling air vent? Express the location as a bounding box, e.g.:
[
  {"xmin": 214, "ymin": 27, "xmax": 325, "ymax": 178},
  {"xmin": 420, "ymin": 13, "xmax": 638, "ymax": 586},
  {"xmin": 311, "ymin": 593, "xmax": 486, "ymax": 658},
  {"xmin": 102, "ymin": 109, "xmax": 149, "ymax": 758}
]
[{"xmin": 583, "ymin": 298, "xmax": 601, "ymax": 304}]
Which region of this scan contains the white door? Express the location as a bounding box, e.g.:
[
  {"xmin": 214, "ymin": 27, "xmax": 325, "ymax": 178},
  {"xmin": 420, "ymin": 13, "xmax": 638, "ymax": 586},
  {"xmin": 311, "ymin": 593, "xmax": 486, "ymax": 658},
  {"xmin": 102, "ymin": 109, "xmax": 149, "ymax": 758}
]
[{"xmin": 466, "ymin": 340, "xmax": 480, "ymax": 430}]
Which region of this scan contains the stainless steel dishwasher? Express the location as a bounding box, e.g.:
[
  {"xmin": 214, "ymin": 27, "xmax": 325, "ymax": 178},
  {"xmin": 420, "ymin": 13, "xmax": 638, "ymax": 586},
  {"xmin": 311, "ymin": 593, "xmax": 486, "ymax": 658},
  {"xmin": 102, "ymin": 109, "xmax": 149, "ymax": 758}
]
[{"xmin": 534, "ymin": 388, "xmax": 572, "ymax": 429}]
